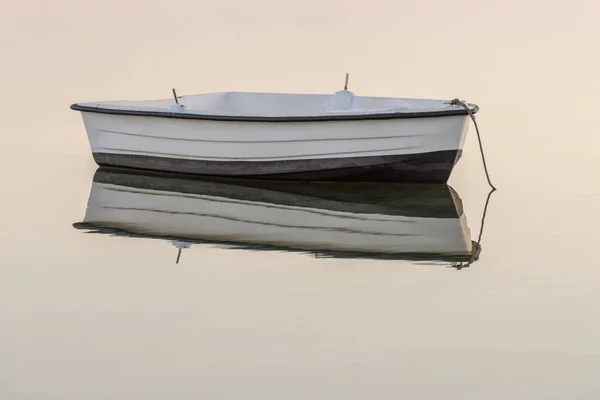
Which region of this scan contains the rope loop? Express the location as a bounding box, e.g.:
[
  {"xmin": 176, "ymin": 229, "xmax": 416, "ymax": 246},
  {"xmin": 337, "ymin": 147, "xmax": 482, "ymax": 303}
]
[{"xmin": 449, "ymin": 98, "xmax": 497, "ymax": 191}]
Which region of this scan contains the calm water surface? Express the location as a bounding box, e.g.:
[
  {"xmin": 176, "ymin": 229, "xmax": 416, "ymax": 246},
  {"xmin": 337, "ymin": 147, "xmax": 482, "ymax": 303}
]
[{"xmin": 2, "ymin": 1, "xmax": 600, "ymax": 399}]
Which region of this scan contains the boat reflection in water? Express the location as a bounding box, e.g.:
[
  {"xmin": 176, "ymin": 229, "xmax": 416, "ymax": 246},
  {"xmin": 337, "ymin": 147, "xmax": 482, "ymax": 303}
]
[{"xmin": 74, "ymin": 168, "xmax": 482, "ymax": 268}]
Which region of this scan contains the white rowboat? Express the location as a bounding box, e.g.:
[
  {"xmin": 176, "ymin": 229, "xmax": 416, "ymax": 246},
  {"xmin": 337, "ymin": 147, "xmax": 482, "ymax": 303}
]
[{"xmin": 71, "ymin": 85, "xmax": 478, "ymax": 182}]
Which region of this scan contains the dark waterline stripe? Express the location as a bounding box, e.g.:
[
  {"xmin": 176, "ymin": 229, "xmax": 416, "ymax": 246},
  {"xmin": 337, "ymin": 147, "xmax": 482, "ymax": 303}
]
[{"xmin": 92, "ymin": 150, "xmax": 462, "ymax": 183}]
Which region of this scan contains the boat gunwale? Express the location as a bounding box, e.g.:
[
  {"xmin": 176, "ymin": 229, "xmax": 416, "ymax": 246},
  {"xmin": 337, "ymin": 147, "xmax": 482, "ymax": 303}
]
[{"xmin": 70, "ymin": 103, "xmax": 479, "ymax": 122}]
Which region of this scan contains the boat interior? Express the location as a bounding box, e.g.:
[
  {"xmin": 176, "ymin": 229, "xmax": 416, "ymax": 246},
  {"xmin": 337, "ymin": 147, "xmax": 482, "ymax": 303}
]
[{"xmin": 78, "ymin": 91, "xmax": 460, "ymax": 117}]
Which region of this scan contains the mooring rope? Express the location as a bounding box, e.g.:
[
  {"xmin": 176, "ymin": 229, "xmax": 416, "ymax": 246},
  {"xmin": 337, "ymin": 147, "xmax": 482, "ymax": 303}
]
[
  {"xmin": 450, "ymin": 186, "xmax": 495, "ymax": 270},
  {"xmin": 449, "ymin": 99, "xmax": 497, "ymax": 191}
]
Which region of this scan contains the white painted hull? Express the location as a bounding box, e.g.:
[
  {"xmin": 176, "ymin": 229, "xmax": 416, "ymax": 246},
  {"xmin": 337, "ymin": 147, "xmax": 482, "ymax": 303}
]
[
  {"xmin": 81, "ymin": 112, "xmax": 469, "ymax": 162},
  {"xmin": 75, "ymin": 170, "xmax": 474, "ymax": 261}
]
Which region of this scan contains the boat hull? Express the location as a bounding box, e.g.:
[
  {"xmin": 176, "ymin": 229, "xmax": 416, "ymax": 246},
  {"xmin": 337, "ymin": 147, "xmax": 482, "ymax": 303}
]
[{"xmin": 80, "ymin": 111, "xmax": 470, "ymax": 182}]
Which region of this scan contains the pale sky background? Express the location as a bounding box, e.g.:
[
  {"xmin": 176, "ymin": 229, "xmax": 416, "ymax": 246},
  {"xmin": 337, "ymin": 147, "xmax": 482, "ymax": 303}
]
[{"xmin": 1, "ymin": 1, "xmax": 600, "ymax": 399}]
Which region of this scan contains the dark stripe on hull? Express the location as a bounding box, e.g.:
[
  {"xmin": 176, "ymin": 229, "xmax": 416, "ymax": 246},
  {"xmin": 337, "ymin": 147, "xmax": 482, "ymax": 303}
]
[
  {"xmin": 93, "ymin": 150, "xmax": 462, "ymax": 183},
  {"xmin": 72, "ymin": 103, "xmax": 478, "ymax": 122}
]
